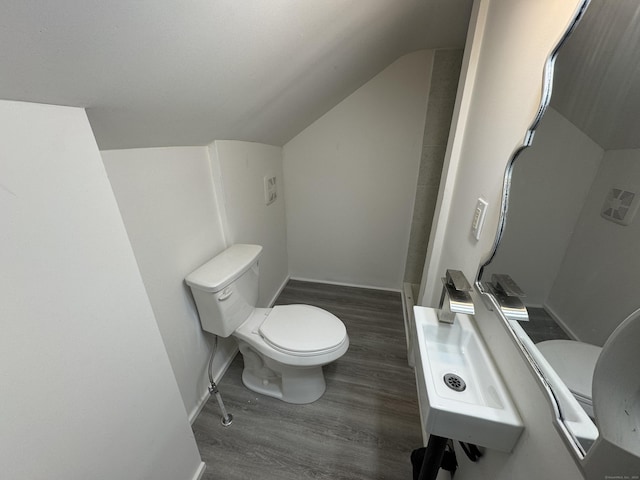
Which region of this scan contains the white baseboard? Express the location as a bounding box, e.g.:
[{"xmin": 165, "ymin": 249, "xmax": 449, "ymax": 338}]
[
  {"xmin": 543, "ymin": 302, "xmax": 579, "ymax": 340},
  {"xmin": 268, "ymin": 274, "xmax": 291, "ymax": 307},
  {"xmin": 188, "ymin": 343, "xmax": 239, "ymax": 424},
  {"xmin": 192, "ymin": 462, "xmax": 206, "ymax": 480},
  {"xmin": 289, "ymin": 276, "xmax": 401, "ymax": 293},
  {"xmin": 401, "ymin": 283, "xmax": 418, "ymax": 368},
  {"xmin": 524, "ymin": 302, "xmax": 545, "ymax": 309}
]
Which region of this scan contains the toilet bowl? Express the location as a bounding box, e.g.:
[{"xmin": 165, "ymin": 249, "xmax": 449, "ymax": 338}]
[
  {"xmin": 235, "ymin": 304, "xmax": 348, "ymax": 403},
  {"xmin": 536, "ymin": 339, "xmax": 602, "ymax": 418},
  {"xmin": 185, "ymin": 244, "xmax": 349, "ymax": 404}
]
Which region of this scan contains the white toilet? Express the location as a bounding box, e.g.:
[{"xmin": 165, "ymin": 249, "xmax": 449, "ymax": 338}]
[
  {"xmin": 185, "ymin": 244, "xmax": 349, "ymax": 404},
  {"xmin": 536, "ymin": 339, "xmax": 602, "ymax": 418}
]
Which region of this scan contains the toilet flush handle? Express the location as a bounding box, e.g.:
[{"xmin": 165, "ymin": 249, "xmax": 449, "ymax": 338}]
[{"xmin": 218, "ymin": 287, "xmax": 233, "ymax": 301}]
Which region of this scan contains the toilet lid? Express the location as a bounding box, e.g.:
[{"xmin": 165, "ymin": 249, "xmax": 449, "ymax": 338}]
[
  {"xmin": 537, "ymin": 339, "xmax": 602, "ymax": 402},
  {"xmin": 259, "ymin": 305, "xmax": 346, "ymax": 355}
]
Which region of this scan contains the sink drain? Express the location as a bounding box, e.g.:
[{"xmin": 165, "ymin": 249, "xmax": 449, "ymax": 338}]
[{"xmin": 443, "ymin": 373, "xmax": 466, "ymax": 392}]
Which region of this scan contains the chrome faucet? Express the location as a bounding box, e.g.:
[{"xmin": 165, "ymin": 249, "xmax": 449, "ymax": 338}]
[
  {"xmin": 478, "ymin": 273, "xmax": 529, "ymax": 322},
  {"xmin": 437, "ymin": 269, "xmax": 475, "ymax": 324}
]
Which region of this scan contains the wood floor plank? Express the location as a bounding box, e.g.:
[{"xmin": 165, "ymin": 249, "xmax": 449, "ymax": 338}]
[{"xmin": 192, "ymin": 280, "xmax": 422, "ymax": 479}]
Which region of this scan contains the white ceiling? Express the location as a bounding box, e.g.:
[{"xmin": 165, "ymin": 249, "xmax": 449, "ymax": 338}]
[
  {"xmin": 551, "ymin": 0, "xmax": 640, "ymax": 150},
  {"xmin": 0, "ymin": 1, "xmax": 472, "ymax": 150}
]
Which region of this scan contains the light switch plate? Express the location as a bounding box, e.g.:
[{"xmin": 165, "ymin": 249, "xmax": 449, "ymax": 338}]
[{"xmin": 471, "ymin": 197, "xmax": 488, "ymax": 240}]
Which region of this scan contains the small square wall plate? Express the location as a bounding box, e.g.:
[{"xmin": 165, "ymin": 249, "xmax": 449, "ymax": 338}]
[{"xmin": 601, "ymin": 187, "xmax": 640, "ymax": 225}]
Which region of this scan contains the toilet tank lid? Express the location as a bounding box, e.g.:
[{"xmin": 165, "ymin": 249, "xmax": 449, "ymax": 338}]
[{"xmin": 185, "ymin": 244, "xmax": 262, "ymax": 293}]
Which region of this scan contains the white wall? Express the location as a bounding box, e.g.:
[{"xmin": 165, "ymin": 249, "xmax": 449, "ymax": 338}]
[
  {"xmin": 102, "ymin": 141, "xmax": 290, "ymax": 417},
  {"xmin": 102, "ymin": 147, "xmax": 236, "ymax": 421},
  {"xmin": 484, "ymin": 108, "xmax": 602, "ymax": 305},
  {"xmin": 283, "ymin": 50, "xmax": 433, "ymax": 290},
  {"xmin": 420, "ymin": 0, "xmax": 588, "ymax": 478},
  {"xmin": 548, "ymin": 148, "xmax": 640, "ymax": 345},
  {"xmin": 405, "ymin": 49, "xmax": 464, "ymax": 285},
  {"xmin": 0, "ymin": 100, "xmax": 203, "ymax": 480},
  {"xmin": 209, "ymin": 140, "xmax": 289, "ymax": 306},
  {"xmin": 421, "ymin": 0, "xmax": 588, "ymax": 306}
]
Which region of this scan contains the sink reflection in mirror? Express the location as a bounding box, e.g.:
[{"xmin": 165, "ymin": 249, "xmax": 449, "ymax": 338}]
[{"xmin": 479, "ymin": 0, "xmax": 640, "ymax": 467}]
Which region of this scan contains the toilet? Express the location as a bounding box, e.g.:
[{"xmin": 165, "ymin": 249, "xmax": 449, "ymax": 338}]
[
  {"xmin": 536, "ymin": 339, "xmax": 602, "ymax": 418},
  {"xmin": 185, "ymin": 244, "xmax": 349, "ymax": 404}
]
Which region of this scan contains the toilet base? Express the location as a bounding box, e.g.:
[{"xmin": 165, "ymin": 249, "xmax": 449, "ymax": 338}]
[{"xmin": 238, "ymin": 342, "xmax": 327, "ymax": 404}]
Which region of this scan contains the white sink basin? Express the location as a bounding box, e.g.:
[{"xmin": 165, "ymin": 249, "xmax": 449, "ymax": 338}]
[{"xmin": 413, "ymin": 306, "xmax": 523, "ymax": 452}]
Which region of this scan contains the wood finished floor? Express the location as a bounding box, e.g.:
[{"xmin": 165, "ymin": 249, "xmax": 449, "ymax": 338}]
[
  {"xmin": 192, "ymin": 280, "xmax": 422, "ymax": 480},
  {"xmin": 523, "ymin": 307, "xmax": 571, "ymax": 344}
]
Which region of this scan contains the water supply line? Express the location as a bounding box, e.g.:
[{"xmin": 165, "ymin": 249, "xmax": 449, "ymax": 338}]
[{"xmin": 207, "ymin": 335, "xmax": 233, "ymax": 426}]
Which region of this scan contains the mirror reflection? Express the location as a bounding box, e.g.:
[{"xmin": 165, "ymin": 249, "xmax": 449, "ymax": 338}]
[{"xmin": 481, "ymin": 0, "xmax": 640, "ymax": 459}]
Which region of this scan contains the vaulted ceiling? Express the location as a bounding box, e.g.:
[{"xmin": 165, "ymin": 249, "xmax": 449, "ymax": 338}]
[
  {"xmin": 551, "ymin": 0, "xmax": 640, "ymax": 150},
  {"xmin": 0, "ymin": 1, "xmax": 473, "ymax": 150}
]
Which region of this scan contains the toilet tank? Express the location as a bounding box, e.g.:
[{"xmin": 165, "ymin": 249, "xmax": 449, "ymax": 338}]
[{"xmin": 185, "ymin": 244, "xmax": 262, "ymax": 337}]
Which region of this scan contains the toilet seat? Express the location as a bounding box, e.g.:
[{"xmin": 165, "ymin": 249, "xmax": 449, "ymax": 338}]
[
  {"xmin": 259, "ymin": 305, "xmax": 347, "ymax": 356},
  {"xmin": 537, "ymin": 339, "xmax": 602, "ymax": 417}
]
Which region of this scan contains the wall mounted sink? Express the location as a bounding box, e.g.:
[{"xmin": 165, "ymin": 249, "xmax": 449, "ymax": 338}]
[{"xmin": 413, "ymin": 306, "xmax": 523, "ymax": 452}]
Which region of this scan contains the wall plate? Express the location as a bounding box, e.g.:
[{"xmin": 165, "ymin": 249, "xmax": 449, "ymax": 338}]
[
  {"xmin": 471, "ymin": 197, "xmax": 488, "ymax": 240},
  {"xmin": 601, "ymin": 187, "xmax": 639, "ymax": 226},
  {"xmin": 264, "ymin": 175, "xmax": 277, "ymax": 205}
]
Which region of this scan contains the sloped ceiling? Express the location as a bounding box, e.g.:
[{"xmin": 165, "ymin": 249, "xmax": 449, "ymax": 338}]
[
  {"xmin": 551, "ymin": 0, "xmax": 640, "ymax": 150},
  {"xmin": 0, "ymin": 0, "xmax": 472, "ymax": 150}
]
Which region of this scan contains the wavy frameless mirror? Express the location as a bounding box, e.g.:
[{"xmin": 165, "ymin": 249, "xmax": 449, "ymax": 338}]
[{"xmin": 478, "ymin": 0, "xmax": 640, "ymax": 472}]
